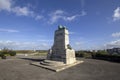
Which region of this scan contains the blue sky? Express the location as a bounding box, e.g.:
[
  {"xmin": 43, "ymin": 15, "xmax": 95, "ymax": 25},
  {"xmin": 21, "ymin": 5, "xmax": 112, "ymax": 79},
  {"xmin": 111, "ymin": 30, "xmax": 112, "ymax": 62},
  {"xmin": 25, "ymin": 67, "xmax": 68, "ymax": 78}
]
[{"xmin": 0, "ymin": 0, "xmax": 120, "ymax": 50}]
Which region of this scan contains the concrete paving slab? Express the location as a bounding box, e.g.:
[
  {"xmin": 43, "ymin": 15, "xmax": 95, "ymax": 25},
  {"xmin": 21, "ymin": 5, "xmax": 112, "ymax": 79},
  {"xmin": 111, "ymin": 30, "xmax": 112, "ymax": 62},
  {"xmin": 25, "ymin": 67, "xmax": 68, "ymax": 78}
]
[{"xmin": 30, "ymin": 60, "xmax": 84, "ymax": 72}]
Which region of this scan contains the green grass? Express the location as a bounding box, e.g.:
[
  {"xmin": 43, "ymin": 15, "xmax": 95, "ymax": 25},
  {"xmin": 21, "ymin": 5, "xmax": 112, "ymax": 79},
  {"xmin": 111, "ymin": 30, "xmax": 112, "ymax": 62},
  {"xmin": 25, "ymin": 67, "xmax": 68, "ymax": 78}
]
[
  {"xmin": 34, "ymin": 52, "xmax": 47, "ymax": 56},
  {"xmin": 16, "ymin": 52, "xmax": 47, "ymax": 56}
]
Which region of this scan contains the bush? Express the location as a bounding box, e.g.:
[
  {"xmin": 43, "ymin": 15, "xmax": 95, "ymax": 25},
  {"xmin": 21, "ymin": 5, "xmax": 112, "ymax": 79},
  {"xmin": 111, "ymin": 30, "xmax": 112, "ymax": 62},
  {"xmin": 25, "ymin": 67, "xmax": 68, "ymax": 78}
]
[
  {"xmin": 0, "ymin": 52, "xmax": 6, "ymax": 59},
  {"xmin": 90, "ymin": 50, "xmax": 120, "ymax": 62},
  {"xmin": 1, "ymin": 55, "xmax": 6, "ymax": 59},
  {"xmin": 0, "ymin": 48, "xmax": 16, "ymax": 59},
  {"xmin": 75, "ymin": 51, "xmax": 84, "ymax": 57},
  {"xmin": 84, "ymin": 53, "xmax": 92, "ymax": 58},
  {"xmin": 9, "ymin": 51, "xmax": 16, "ymax": 56},
  {"xmin": 75, "ymin": 51, "xmax": 92, "ymax": 58}
]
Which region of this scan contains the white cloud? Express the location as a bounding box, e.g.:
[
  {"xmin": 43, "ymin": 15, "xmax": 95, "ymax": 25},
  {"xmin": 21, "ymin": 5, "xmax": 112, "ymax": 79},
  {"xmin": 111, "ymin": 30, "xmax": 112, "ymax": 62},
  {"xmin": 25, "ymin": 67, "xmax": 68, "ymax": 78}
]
[
  {"xmin": 12, "ymin": 7, "xmax": 34, "ymax": 16},
  {"xmin": 81, "ymin": 10, "xmax": 87, "ymax": 16},
  {"xmin": 0, "ymin": 40, "xmax": 51, "ymax": 50},
  {"xmin": 0, "ymin": 0, "xmax": 40, "ymax": 19},
  {"xmin": 112, "ymin": 32, "xmax": 120, "ymax": 38},
  {"xmin": 48, "ymin": 10, "xmax": 87, "ymax": 24},
  {"xmin": 0, "ymin": 28, "xmax": 19, "ymax": 32},
  {"xmin": 53, "ymin": 10, "xmax": 64, "ymax": 15},
  {"xmin": 37, "ymin": 39, "xmax": 53, "ymax": 42},
  {"xmin": 86, "ymin": 39, "xmax": 120, "ymax": 50},
  {"xmin": 48, "ymin": 10, "xmax": 64, "ymax": 24},
  {"xmin": 106, "ymin": 39, "xmax": 120, "ymax": 49},
  {"xmin": 107, "ymin": 40, "xmax": 120, "ymax": 45},
  {"xmin": 0, "ymin": 0, "xmax": 11, "ymax": 11},
  {"xmin": 64, "ymin": 15, "xmax": 79, "ymax": 21},
  {"xmin": 0, "ymin": 0, "xmax": 87, "ymax": 23},
  {"xmin": 35, "ymin": 15, "xmax": 43, "ymax": 20},
  {"xmin": 64, "ymin": 11, "xmax": 86, "ymax": 21},
  {"xmin": 0, "ymin": 0, "xmax": 34, "ymax": 16},
  {"xmin": 113, "ymin": 7, "xmax": 120, "ymax": 21}
]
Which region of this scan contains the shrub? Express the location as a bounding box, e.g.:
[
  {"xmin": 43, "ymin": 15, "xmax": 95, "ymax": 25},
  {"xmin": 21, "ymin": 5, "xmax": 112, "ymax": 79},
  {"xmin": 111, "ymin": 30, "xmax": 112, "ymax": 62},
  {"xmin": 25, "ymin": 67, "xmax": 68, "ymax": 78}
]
[
  {"xmin": 75, "ymin": 51, "xmax": 84, "ymax": 57},
  {"xmin": 0, "ymin": 48, "xmax": 16, "ymax": 59},
  {"xmin": 9, "ymin": 51, "xmax": 16, "ymax": 56},
  {"xmin": 75, "ymin": 51, "xmax": 92, "ymax": 58},
  {"xmin": 1, "ymin": 55, "xmax": 6, "ymax": 59},
  {"xmin": 0, "ymin": 52, "xmax": 6, "ymax": 59}
]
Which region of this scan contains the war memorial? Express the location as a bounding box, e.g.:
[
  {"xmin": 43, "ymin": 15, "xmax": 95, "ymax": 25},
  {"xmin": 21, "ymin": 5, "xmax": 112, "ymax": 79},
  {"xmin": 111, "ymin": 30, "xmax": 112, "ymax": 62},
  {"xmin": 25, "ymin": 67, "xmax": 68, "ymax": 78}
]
[
  {"xmin": 31, "ymin": 25, "xmax": 83, "ymax": 72},
  {"xmin": 0, "ymin": 25, "xmax": 120, "ymax": 80}
]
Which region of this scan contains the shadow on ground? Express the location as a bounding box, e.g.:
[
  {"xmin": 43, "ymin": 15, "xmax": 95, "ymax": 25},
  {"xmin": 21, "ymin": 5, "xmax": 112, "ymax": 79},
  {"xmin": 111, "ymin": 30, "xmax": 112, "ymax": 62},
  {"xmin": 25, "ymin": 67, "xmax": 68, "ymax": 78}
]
[{"xmin": 20, "ymin": 58, "xmax": 45, "ymax": 62}]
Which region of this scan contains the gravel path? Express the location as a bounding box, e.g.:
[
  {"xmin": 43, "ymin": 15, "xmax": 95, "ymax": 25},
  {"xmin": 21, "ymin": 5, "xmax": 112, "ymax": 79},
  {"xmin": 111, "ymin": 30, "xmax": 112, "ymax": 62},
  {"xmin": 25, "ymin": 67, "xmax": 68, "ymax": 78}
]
[{"xmin": 0, "ymin": 56, "xmax": 120, "ymax": 80}]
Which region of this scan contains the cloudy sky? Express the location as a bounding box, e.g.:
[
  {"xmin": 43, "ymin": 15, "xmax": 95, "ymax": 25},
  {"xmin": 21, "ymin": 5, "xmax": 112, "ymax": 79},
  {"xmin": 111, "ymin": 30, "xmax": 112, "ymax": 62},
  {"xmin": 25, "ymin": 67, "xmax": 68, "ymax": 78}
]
[{"xmin": 0, "ymin": 0, "xmax": 120, "ymax": 50}]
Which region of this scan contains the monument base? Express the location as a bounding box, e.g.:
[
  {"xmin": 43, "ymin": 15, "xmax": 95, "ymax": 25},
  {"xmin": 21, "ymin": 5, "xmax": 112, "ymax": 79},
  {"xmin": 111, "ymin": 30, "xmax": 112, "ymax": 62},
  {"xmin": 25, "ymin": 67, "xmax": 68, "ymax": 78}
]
[{"xmin": 30, "ymin": 60, "xmax": 83, "ymax": 72}]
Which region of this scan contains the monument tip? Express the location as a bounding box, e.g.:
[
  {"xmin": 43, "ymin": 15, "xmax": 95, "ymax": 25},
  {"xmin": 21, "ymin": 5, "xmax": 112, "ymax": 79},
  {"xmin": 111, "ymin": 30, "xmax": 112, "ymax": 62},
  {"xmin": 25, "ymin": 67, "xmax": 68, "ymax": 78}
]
[
  {"xmin": 58, "ymin": 25, "xmax": 67, "ymax": 30},
  {"xmin": 58, "ymin": 25, "xmax": 62, "ymax": 29}
]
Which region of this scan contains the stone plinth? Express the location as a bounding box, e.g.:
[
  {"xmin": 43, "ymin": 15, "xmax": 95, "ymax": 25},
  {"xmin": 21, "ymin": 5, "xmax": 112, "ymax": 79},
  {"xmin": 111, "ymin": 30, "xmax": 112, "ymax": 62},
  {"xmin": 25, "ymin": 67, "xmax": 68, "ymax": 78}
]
[
  {"xmin": 31, "ymin": 25, "xmax": 83, "ymax": 72},
  {"xmin": 31, "ymin": 60, "xmax": 83, "ymax": 72},
  {"xmin": 47, "ymin": 25, "xmax": 76, "ymax": 64}
]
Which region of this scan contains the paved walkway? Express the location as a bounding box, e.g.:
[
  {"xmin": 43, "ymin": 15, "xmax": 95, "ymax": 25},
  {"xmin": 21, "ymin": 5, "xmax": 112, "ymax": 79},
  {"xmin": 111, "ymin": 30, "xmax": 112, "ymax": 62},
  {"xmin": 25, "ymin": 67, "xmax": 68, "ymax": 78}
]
[{"xmin": 0, "ymin": 56, "xmax": 120, "ymax": 80}]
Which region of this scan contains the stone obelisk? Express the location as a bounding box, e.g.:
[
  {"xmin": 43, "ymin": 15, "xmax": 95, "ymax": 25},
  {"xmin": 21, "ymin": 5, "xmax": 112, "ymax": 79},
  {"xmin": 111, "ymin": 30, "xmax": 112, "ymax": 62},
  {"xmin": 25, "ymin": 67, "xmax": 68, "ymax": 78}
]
[
  {"xmin": 31, "ymin": 25, "xmax": 83, "ymax": 72},
  {"xmin": 47, "ymin": 25, "xmax": 76, "ymax": 64}
]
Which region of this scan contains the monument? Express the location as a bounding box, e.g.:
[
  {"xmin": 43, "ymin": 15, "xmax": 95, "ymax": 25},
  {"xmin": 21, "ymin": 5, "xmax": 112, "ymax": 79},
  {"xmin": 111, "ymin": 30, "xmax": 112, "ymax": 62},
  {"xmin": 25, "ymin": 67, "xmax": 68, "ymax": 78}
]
[
  {"xmin": 31, "ymin": 25, "xmax": 83, "ymax": 72},
  {"xmin": 47, "ymin": 25, "xmax": 76, "ymax": 64}
]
